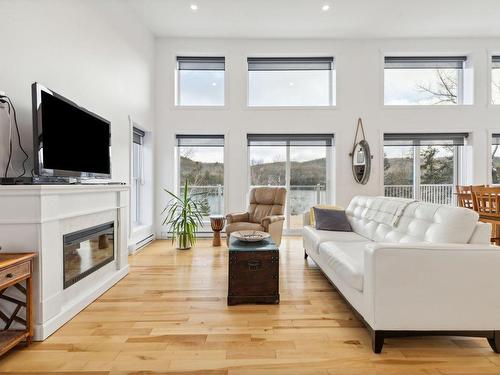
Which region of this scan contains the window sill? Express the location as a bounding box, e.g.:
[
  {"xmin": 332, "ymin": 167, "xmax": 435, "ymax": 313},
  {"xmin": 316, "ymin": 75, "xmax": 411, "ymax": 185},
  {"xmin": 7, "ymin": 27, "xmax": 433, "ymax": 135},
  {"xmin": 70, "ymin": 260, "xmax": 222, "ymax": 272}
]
[
  {"xmin": 174, "ymin": 105, "xmax": 228, "ymax": 110},
  {"xmin": 244, "ymin": 105, "xmax": 337, "ymax": 110},
  {"xmin": 382, "ymin": 104, "xmax": 475, "ymax": 109}
]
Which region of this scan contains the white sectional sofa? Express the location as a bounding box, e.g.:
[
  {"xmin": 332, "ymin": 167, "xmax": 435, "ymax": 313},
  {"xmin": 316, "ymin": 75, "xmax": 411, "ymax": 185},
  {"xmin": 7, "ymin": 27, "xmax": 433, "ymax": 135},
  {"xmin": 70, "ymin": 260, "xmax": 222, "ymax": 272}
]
[{"xmin": 303, "ymin": 195, "xmax": 500, "ymax": 353}]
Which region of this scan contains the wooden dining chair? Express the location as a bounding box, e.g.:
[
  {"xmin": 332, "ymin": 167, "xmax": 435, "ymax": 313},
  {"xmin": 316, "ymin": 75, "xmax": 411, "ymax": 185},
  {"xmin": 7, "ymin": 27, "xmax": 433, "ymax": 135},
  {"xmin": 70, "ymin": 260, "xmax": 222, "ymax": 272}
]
[
  {"xmin": 471, "ymin": 186, "xmax": 500, "ymax": 245},
  {"xmin": 455, "ymin": 185, "xmax": 474, "ymax": 209}
]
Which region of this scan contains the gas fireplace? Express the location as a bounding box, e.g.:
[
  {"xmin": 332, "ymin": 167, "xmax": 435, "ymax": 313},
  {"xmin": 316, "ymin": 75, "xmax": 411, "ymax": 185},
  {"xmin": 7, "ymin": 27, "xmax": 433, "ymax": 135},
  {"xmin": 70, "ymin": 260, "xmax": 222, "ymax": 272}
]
[{"xmin": 63, "ymin": 222, "xmax": 115, "ymax": 289}]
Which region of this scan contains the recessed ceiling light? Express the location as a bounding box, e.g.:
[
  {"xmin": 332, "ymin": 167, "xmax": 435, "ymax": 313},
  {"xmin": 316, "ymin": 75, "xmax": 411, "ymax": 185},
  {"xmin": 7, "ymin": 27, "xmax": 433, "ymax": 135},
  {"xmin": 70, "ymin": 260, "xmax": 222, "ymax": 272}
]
[
  {"xmin": 321, "ymin": 4, "xmax": 330, "ymax": 11},
  {"xmin": 212, "ymin": 82, "xmax": 217, "ymax": 87},
  {"xmin": 289, "ymin": 82, "xmax": 295, "ymax": 86},
  {"xmin": 190, "ymin": 4, "xmax": 198, "ymax": 11}
]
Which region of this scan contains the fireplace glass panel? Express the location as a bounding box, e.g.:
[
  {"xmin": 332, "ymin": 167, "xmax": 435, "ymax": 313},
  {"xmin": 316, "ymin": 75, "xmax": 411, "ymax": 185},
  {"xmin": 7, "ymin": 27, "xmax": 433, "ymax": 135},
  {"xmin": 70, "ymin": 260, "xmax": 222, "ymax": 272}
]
[{"xmin": 63, "ymin": 222, "xmax": 115, "ymax": 289}]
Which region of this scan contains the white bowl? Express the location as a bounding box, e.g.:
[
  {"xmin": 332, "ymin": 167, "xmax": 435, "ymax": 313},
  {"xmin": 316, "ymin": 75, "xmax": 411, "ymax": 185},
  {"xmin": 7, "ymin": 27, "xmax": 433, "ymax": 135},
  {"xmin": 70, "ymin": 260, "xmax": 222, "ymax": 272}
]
[{"xmin": 232, "ymin": 230, "xmax": 270, "ymax": 242}]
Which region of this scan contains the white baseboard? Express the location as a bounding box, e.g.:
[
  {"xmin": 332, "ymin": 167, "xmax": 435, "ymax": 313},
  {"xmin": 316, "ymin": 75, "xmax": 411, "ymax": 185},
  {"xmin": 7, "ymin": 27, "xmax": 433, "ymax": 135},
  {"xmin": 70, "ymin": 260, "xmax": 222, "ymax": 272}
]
[{"xmin": 33, "ymin": 266, "xmax": 129, "ymax": 341}]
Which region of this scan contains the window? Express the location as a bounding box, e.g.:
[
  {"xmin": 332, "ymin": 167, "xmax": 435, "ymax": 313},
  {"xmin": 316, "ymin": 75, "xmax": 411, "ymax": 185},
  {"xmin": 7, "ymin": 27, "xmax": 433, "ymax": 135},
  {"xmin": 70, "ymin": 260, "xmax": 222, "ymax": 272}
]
[
  {"xmin": 384, "ymin": 56, "xmax": 470, "ymax": 105},
  {"xmin": 131, "ymin": 127, "xmax": 145, "ymax": 226},
  {"xmin": 383, "ymin": 133, "xmax": 468, "ymax": 205},
  {"xmin": 176, "ymin": 135, "xmax": 224, "ymax": 228},
  {"xmin": 248, "ymin": 134, "xmax": 333, "ymax": 232},
  {"xmin": 247, "ymin": 57, "xmax": 335, "ymax": 106},
  {"xmin": 176, "ymin": 56, "xmax": 225, "ymax": 106},
  {"xmin": 492, "ymin": 56, "xmax": 500, "ymax": 104},
  {"xmin": 492, "ymin": 134, "xmax": 500, "ymax": 184}
]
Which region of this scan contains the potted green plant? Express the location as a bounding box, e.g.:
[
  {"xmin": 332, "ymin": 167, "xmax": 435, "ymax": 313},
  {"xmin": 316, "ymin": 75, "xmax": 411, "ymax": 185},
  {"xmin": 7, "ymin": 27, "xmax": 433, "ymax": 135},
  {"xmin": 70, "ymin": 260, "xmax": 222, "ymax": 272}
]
[{"xmin": 162, "ymin": 180, "xmax": 208, "ymax": 250}]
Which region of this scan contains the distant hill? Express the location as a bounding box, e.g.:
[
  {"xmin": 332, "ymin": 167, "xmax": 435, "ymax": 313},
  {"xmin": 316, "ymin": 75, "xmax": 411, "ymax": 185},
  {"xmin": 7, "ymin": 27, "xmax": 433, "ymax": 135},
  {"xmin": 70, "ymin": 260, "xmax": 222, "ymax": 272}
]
[{"xmin": 180, "ymin": 156, "xmax": 326, "ymax": 186}]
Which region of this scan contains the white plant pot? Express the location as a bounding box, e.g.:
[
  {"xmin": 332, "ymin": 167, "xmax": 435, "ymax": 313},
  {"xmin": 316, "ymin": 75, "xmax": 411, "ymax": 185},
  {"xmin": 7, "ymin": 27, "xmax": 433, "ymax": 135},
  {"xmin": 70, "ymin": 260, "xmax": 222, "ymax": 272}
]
[{"xmin": 176, "ymin": 235, "xmax": 192, "ymax": 250}]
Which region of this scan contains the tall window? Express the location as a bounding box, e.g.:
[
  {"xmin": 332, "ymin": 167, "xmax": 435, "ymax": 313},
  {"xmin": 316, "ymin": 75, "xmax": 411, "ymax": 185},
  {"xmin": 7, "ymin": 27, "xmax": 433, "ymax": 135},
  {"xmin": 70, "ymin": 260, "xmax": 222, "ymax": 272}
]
[
  {"xmin": 384, "ymin": 56, "xmax": 470, "ymax": 105},
  {"xmin": 492, "ymin": 134, "xmax": 500, "ymax": 184},
  {"xmin": 384, "ymin": 133, "xmax": 468, "ymax": 205},
  {"xmin": 248, "ymin": 134, "xmax": 333, "ymax": 232},
  {"xmin": 132, "ymin": 127, "xmax": 145, "ymax": 226},
  {"xmin": 247, "ymin": 57, "xmax": 335, "ymax": 106},
  {"xmin": 176, "ymin": 56, "xmax": 225, "ymax": 106},
  {"xmin": 492, "ymin": 56, "xmax": 500, "ymax": 104},
  {"xmin": 176, "ymin": 135, "xmax": 224, "ymax": 227}
]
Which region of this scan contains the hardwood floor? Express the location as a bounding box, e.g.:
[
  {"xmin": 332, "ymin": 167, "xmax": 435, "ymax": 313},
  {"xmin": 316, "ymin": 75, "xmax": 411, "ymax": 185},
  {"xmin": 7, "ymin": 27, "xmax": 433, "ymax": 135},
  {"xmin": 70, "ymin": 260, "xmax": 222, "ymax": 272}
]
[{"xmin": 1, "ymin": 237, "xmax": 499, "ymax": 374}]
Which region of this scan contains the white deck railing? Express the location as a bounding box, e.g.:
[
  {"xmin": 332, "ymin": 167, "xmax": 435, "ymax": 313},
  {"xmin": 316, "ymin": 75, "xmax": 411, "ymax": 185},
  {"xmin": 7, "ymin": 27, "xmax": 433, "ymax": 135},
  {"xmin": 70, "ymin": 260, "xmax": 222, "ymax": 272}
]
[{"xmin": 384, "ymin": 184, "xmax": 455, "ymax": 205}]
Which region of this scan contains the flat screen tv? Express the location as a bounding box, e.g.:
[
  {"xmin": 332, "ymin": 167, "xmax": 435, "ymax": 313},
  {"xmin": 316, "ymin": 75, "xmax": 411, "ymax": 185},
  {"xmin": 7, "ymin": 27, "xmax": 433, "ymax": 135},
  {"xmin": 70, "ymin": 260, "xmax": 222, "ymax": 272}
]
[{"xmin": 32, "ymin": 82, "xmax": 111, "ymax": 179}]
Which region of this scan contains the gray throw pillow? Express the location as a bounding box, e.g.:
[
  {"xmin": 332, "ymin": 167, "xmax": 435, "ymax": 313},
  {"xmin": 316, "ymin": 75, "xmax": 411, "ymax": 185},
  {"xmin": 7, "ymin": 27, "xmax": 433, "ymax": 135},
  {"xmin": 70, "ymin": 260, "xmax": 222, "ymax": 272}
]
[{"xmin": 313, "ymin": 207, "xmax": 352, "ymax": 232}]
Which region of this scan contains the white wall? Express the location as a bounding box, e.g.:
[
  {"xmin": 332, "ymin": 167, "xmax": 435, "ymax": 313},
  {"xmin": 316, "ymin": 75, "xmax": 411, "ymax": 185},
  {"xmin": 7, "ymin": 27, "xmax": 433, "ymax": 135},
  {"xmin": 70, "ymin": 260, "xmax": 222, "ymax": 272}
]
[
  {"xmin": 155, "ymin": 37, "xmax": 500, "ymax": 236},
  {"xmin": 0, "ymin": 0, "xmax": 155, "ymax": 183}
]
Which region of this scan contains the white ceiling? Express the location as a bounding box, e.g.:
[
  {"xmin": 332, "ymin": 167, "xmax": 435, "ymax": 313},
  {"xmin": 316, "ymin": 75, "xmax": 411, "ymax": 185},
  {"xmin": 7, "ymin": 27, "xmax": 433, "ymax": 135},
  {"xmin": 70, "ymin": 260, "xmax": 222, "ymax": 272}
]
[{"xmin": 125, "ymin": 0, "xmax": 500, "ymax": 39}]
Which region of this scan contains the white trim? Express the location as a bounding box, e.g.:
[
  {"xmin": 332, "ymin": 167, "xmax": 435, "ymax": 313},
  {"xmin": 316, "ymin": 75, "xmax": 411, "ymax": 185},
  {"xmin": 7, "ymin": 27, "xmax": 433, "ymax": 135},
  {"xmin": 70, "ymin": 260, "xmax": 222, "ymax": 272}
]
[{"xmin": 34, "ymin": 265, "xmax": 129, "ymax": 340}]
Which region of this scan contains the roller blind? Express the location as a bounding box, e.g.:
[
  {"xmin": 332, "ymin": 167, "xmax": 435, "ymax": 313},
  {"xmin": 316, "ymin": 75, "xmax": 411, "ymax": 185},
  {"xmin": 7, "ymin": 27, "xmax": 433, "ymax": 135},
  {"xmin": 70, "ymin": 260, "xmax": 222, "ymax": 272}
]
[
  {"xmin": 384, "ymin": 133, "xmax": 469, "ymax": 146},
  {"xmin": 177, "ymin": 56, "xmax": 225, "ymax": 71},
  {"xmin": 133, "ymin": 127, "xmax": 145, "ymax": 145},
  {"xmin": 247, "ymin": 134, "xmax": 334, "ymax": 147},
  {"xmin": 492, "ymin": 56, "xmax": 500, "ymax": 69},
  {"xmin": 492, "ymin": 133, "xmax": 500, "ymax": 145},
  {"xmin": 384, "ymin": 56, "xmax": 467, "ymax": 69},
  {"xmin": 176, "ymin": 134, "xmax": 224, "ymax": 147},
  {"xmin": 247, "ymin": 57, "xmax": 334, "ymax": 71}
]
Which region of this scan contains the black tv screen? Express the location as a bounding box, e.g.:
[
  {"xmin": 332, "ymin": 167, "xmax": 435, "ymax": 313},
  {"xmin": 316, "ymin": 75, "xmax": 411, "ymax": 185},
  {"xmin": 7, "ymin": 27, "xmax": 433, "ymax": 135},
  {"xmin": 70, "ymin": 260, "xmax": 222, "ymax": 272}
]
[{"xmin": 32, "ymin": 83, "xmax": 111, "ymax": 178}]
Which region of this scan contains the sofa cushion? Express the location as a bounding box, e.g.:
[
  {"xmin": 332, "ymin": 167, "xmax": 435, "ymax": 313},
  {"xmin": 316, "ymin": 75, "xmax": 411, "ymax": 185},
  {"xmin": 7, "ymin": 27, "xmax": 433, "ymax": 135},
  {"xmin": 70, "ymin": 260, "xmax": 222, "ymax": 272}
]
[
  {"xmin": 313, "ymin": 207, "xmax": 352, "ymax": 232},
  {"xmin": 309, "ymin": 204, "xmax": 343, "ymax": 227},
  {"xmin": 318, "ymin": 241, "xmax": 368, "ymax": 292},
  {"xmin": 302, "ymin": 225, "xmax": 367, "ymax": 255},
  {"xmin": 346, "ymin": 196, "xmax": 480, "ymax": 244}
]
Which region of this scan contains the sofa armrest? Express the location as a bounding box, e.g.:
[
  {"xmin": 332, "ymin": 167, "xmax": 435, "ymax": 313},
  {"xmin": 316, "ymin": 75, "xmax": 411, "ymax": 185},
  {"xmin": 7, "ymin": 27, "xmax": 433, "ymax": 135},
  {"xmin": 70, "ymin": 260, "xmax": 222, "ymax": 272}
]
[
  {"xmin": 261, "ymin": 215, "xmax": 285, "ymax": 230},
  {"xmin": 226, "ymin": 212, "xmax": 249, "ymax": 224},
  {"xmin": 363, "ymin": 243, "xmax": 500, "ymax": 330},
  {"xmin": 363, "ymin": 242, "xmax": 500, "ymax": 331}
]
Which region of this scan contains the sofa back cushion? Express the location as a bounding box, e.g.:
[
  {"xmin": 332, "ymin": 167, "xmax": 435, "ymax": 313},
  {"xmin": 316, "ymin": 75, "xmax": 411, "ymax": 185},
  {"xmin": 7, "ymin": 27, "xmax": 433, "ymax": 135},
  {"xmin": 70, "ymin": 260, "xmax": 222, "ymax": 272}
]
[
  {"xmin": 248, "ymin": 187, "xmax": 286, "ymax": 223},
  {"xmin": 346, "ymin": 196, "xmax": 480, "ymax": 244}
]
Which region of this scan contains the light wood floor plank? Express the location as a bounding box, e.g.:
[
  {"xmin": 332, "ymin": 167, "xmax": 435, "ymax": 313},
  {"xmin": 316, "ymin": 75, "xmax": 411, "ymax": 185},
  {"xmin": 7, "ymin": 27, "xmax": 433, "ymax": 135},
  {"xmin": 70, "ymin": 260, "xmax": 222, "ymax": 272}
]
[{"xmin": 0, "ymin": 237, "xmax": 498, "ymax": 374}]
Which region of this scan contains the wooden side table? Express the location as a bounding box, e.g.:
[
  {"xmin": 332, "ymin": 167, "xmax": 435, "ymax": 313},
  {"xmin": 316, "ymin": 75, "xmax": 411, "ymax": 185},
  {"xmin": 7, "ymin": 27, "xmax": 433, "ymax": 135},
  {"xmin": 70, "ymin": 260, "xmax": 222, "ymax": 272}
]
[
  {"xmin": 0, "ymin": 252, "xmax": 36, "ymax": 357},
  {"xmin": 210, "ymin": 215, "xmax": 225, "ymax": 247}
]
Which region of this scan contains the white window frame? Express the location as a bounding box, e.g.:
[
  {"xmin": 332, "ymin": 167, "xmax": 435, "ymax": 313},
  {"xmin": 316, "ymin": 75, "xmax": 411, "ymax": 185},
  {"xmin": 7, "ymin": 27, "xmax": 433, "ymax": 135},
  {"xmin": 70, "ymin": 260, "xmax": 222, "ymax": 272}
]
[
  {"xmin": 175, "ymin": 56, "xmax": 227, "ymax": 108},
  {"xmin": 131, "ymin": 128, "xmax": 145, "ymax": 227},
  {"xmin": 246, "ymin": 134, "xmax": 334, "ymax": 235},
  {"xmin": 382, "ymin": 133, "xmax": 469, "ymax": 205},
  {"xmin": 246, "ymin": 56, "xmax": 336, "ymax": 108},
  {"xmin": 382, "ymin": 54, "xmax": 472, "ymax": 107},
  {"xmin": 175, "ymin": 134, "xmax": 226, "ymax": 233}
]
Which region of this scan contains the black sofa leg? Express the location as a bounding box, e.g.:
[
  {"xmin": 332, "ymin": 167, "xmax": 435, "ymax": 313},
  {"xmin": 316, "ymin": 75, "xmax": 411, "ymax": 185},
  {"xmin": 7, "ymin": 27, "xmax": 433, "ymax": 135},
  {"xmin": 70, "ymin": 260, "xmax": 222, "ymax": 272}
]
[
  {"xmin": 371, "ymin": 331, "xmax": 384, "ymax": 354},
  {"xmin": 304, "ymin": 250, "xmax": 308, "ymax": 259},
  {"xmin": 488, "ymin": 331, "xmax": 500, "ymax": 353}
]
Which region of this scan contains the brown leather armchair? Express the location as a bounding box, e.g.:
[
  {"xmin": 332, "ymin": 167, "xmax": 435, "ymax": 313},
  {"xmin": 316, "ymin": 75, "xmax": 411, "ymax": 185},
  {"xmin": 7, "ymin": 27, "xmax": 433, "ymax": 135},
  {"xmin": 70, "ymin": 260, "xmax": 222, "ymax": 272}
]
[{"xmin": 226, "ymin": 187, "xmax": 286, "ymax": 246}]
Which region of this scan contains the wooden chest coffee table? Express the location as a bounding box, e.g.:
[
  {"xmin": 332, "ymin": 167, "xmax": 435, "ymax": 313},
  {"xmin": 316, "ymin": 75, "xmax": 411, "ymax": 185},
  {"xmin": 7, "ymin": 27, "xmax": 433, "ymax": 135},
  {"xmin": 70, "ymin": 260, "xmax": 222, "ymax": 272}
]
[{"xmin": 227, "ymin": 236, "xmax": 279, "ymax": 305}]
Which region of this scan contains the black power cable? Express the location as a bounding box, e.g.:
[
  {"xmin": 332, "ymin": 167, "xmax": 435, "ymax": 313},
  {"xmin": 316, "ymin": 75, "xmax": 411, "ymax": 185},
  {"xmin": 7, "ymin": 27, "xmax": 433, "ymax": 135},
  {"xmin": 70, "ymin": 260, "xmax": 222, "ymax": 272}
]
[
  {"xmin": 0, "ymin": 95, "xmax": 29, "ymax": 177},
  {"xmin": 1, "ymin": 99, "xmax": 13, "ymax": 177}
]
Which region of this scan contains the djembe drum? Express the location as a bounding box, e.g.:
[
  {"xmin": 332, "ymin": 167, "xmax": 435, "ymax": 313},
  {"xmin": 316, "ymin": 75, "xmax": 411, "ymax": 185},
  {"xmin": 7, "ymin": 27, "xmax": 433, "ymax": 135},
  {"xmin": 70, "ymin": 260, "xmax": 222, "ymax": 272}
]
[{"xmin": 210, "ymin": 215, "xmax": 225, "ymax": 247}]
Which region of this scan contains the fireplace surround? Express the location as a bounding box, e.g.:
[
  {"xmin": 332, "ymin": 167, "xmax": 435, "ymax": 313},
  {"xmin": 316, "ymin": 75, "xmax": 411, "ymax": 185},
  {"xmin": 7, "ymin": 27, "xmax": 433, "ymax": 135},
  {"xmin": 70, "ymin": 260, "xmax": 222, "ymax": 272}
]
[{"xmin": 0, "ymin": 184, "xmax": 129, "ymax": 340}]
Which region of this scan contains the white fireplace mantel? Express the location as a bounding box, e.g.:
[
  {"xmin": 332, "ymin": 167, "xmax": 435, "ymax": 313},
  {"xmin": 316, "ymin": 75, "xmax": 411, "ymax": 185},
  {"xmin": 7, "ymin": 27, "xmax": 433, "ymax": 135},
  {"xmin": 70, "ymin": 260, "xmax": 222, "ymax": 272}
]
[{"xmin": 0, "ymin": 184, "xmax": 129, "ymax": 340}]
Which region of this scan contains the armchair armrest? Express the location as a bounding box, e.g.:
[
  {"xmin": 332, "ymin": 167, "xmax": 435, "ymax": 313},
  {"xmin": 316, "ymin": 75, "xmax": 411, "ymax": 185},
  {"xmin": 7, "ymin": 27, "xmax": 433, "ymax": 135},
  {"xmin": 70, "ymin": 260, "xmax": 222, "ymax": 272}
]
[
  {"xmin": 363, "ymin": 242, "xmax": 500, "ymax": 330},
  {"xmin": 226, "ymin": 212, "xmax": 249, "ymax": 224},
  {"xmin": 261, "ymin": 215, "xmax": 285, "ymax": 231}
]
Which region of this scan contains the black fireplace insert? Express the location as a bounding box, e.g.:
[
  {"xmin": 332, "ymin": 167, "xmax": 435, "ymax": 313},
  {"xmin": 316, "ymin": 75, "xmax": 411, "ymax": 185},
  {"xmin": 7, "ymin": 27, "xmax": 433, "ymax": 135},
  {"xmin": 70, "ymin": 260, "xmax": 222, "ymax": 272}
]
[{"xmin": 63, "ymin": 222, "xmax": 115, "ymax": 289}]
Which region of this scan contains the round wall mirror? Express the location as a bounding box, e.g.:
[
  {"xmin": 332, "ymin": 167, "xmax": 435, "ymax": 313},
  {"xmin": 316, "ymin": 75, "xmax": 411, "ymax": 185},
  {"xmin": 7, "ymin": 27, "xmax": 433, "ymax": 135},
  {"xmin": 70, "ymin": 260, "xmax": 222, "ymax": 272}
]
[{"xmin": 351, "ymin": 140, "xmax": 371, "ymax": 185}]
